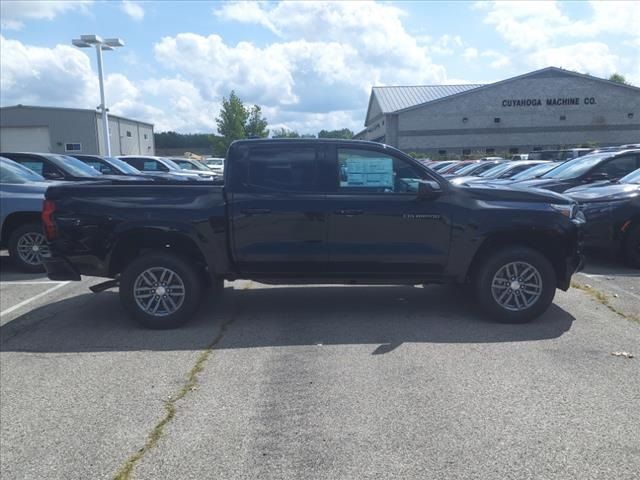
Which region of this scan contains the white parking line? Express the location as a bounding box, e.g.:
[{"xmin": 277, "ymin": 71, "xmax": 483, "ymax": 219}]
[
  {"xmin": 1, "ymin": 281, "xmax": 67, "ymax": 285},
  {"xmin": 0, "ymin": 282, "xmax": 70, "ymax": 317}
]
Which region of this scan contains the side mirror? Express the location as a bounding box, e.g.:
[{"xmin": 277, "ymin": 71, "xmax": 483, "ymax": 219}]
[{"xmin": 417, "ymin": 180, "xmax": 442, "ymax": 199}]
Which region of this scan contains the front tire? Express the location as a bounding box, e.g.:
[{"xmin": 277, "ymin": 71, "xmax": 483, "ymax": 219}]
[
  {"xmin": 8, "ymin": 223, "xmax": 48, "ymax": 273},
  {"xmin": 120, "ymin": 252, "xmax": 203, "ymax": 329},
  {"xmin": 474, "ymin": 247, "xmax": 556, "ymax": 323}
]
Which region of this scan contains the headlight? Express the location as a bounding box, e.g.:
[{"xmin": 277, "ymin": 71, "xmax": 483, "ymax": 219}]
[{"xmin": 550, "ymin": 203, "xmax": 585, "ymax": 223}]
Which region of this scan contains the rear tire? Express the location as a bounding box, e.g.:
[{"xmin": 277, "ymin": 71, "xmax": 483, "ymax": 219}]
[
  {"xmin": 623, "ymin": 224, "xmax": 640, "ymax": 268},
  {"xmin": 8, "ymin": 223, "xmax": 48, "ymax": 273},
  {"xmin": 120, "ymin": 252, "xmax": 203, "ymax": 329},
  {"xmin": 473, "ymin": 247, "xmax": 556, "ymax": 323}
]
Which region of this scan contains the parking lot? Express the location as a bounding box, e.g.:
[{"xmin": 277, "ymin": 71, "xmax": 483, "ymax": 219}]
[{"xmin": 1, "ymin": 251, "xmax": 638, "ymax": 480}]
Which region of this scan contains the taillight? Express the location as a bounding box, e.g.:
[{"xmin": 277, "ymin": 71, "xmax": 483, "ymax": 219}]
[{"xmin": 42, "ymin": 199, "xmax": 57, "ymax": 241}]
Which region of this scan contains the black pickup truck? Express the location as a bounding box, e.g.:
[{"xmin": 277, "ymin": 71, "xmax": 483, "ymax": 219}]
[{"xmin": 42, "ymin": 139, "xmax": 584, "ymax": 328}]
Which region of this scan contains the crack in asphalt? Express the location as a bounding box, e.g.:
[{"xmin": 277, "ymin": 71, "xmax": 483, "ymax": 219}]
[
  {"xmin": 571, "ymin": 280, "xmax": 640, "ymax": 324},
  {"xmin": 112, "ymin": 282, "xmax": 251, "ymax": 480}
]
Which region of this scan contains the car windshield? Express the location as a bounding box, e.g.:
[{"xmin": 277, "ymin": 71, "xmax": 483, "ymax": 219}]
[
  {"xmin": 445, "ymin": 162, "xmax": 476, "ymax": 174},
  {"xmin": 47, "ymin": 154, "xmax": 102, "ymax": 177},
  {"xmin": 0, "ymin": 158, "xmax": 46, "ymax": 183},
  {"xmin": 104, "ymin": 156, "xmax": 142, "ymax": 174},
  {"xmin": 540, "ymin": 153, "xmax": 612, "ymax": 180},
  {"xmin": 478, "ymin": 163, "xmax": 512, "ymax": 178},
  {"xmin": 510, "ymin": 162, "xmax": 557, "ymax": 181},
  {"xmin": 174, "ymin": 159, "xmax": 209, "ymax": 171},
  {"xmin": 620, "ymin": 168, "xmax": 640, "ymax": 184},
  {"xmin": 457, "ymin": 162, "xmax": 503, "ymax": 176},
  {"xmin": 161, "ymin": 158, "xmax": 183, "ymax": 170},
  {"xmin": 431, "ymin": 162, "xmax": 455, "ymax": 171}
]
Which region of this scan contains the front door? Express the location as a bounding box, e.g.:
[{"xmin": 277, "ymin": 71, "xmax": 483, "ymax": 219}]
[
  {"xmin": 229, "ymin": 144, "xmax": 329, "ymax": 275},
  {"xmin": 326, "ymin": 146, "xmax": 452, "ymax": 277}
]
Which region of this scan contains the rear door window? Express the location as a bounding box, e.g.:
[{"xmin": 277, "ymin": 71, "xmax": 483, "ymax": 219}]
[
  {"xmin": 593, "ymin": 155, "xmax": 638, "ymax": 179},
  {"xmin": 246, "ymin": 147, "xmax": 318, "ymax": 192}
]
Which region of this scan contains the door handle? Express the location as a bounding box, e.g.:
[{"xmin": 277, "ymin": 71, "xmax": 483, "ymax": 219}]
[
  {"xmin": 241, "ymin": 208, "xmax": 271, "ymax": 215},
  {"xmin": 335, "ymin": 209, "xmax": 364, "ymax": 216}
]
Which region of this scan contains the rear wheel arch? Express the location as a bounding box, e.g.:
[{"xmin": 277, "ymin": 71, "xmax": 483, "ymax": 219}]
[
  {"xmin": 1, "ymin": 212, "xmax": 42, "ymax": 245},
  {"xmin": 108, "ymin": 229, "xmax": 210, "ymax": 279}
]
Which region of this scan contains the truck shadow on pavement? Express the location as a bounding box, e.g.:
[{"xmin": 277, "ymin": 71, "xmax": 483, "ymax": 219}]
[{"xmin": 0, "ymin": 284, "xmax": 575, "ymax": 354}]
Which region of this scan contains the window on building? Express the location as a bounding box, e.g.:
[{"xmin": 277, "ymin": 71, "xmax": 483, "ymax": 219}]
[
  {"xmin": 144, "ymin": 134, "xmax": 148, "ymax": 140},
  {"xmin": 485, "ymin": 148, "xmax": 496, "ymax": 155},
  {"xmin": 65, "ymin": 143, "xmax": 82, "ymax": 152},
  {"xmin": 462, "ymin": 117, "xmax": 468, "ymax": 123},
  {"xmin": 494, "ymin": 117, "xmax": 501, "ymax": 123},
  {"xmin": 533, "ymin": 147, "xmax": 542, "ymax": 151},
  {"xmin": 629, "ymin": 113, "xmax": 635, "ymax": 119},
  {"xmin": 126, "ymin": 131, "xmax": 132, "ymax": 137},
  {"xmin": 509, "ymin": 148, "xmax": 519, "ymax": 154},
  {"xmin": 438, "ymin": 150, "xmax": 447, "ymax": 155},
  {"xmin": 560, "ymin": 115, "xmax": 566, "ymax": 121}
]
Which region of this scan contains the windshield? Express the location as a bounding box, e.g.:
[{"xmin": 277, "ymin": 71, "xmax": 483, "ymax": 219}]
[
  {"xmin": 620, "ymin": 168, "xmax": 640, "ymax": 184},
  {"xmin": 0, "ymin": 158, "xmax": 46, "ymax": 183},
  {"xmin": 541, "ymin": 153, "xmax": 612, "ymax": 180},
  {"xmin": 478, "ymin": 163, "xmax": 512, "ymax": 178},
  {"xmin": 104, "ymin": 156, "xmax": 141, "ymax": 174},
  {"xmin": 430, "ymin": 162, "xmax": 455, "ymax": 171},
  {"xmin": 510, "ymin": 162, "xmax": 557, "ymax": 181},
  {"xmin": 46, "ymin": 154, "xmax": 102, "ymax": 177},
  {"xmin": 446, "ymin": 162, "xmax": 477, "ymax": 174},
  {"xmin": 174, "ymin": 159, "xmax": 209, "ymax": 171},
  {"xmin": 457, "ymin": 162, "xmax": 503, "ymax": 176},
  {"xmin": 161, "ymin": 158, "xmax": 183, "ymax": 170}
]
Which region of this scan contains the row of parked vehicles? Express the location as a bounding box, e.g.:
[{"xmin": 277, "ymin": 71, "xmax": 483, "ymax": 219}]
[
  {"xmin": 0, "ymin": 153, "xmax": 222, "ymax": 272},
  {"xmin": 423, "ymin": 145, "xmax": 640, "ymax": 268},
  {"xmin": 0, "ymin": 139, "xmax": 637, "ymax": 330}
]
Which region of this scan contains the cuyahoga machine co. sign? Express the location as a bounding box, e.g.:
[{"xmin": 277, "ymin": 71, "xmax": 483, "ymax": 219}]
[{"xmin": 502, "ymin": 97, "xmax": 597, "ymax": 107}]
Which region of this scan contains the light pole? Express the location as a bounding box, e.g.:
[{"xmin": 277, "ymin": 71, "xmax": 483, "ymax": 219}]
[{"xmin": 72, "ymin": 35, "xmax": 124, "ymax": 156}]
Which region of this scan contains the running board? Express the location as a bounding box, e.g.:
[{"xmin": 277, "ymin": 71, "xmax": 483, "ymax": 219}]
[{"xmin": 90, "ymin": 279, "xmax": 119, "ymax": 293}]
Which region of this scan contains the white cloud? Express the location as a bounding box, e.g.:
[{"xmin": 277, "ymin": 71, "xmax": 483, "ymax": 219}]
[
  {"xmin": 121, "ymin": 0, "xmax": 144, "ymax": 21},
  {"xmin": 0, "ymin": 35, "xmax": 97, "ymax": 107},
  {"xmin": 463, "ymin": 47, "xmax": 478, "ymax": 61},
  {"xmin": 481, "ymin": 50, "xmax": 511, "ymax": 69},
  {"xmin": 0, "ymin": 0, "xmax": 92, "ymax": 30},
  {"xmin": 528, "ymin": 43, "xmax": 619, "ymax": 77}
]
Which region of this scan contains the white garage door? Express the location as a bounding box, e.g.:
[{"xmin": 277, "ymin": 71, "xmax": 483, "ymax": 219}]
[{"xmin": 0, "ymin": 127, "xmax": 51, "ymax": 152}]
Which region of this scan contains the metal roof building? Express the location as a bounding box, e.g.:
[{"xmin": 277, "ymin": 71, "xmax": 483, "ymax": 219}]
[
  {"xmin": 355, "ymin": 67, "xmax": 640, "ymax": 157},
  {"xmin": 0, "ymin": 105, "xmax": 155, "ymax": 156}
]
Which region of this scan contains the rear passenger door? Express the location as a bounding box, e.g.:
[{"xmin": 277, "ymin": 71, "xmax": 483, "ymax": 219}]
[{"xmin": 229, "ymin": 144, "xmax": 329, "ymax": 274}]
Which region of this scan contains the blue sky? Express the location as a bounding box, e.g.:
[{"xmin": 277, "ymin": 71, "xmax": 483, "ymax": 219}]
[{"xmin": 1, "ymin": 1, "xmax": 639, "ymax": 134}]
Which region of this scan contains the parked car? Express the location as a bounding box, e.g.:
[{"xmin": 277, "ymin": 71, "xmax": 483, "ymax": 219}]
[
  {"xmin": 515, "ymin": 150, "xmax": 640, "ymax": 193},
  {"xmin": 438, "ymin": 160, "xmax": 480, "ymax": 175},
  {"xmin": 0, "ymin": 157, "xmax": 52, "ymax": 272},
  {"xmin": 169, "ymin": 157, "xmax": 215, "ymax": 173},
  {"xmin": 119, "ymin": 155, "xmax": 215, "ymax": 179},
  {"xmin": 70, "ymin": 154, "xmax": 194, "ymax": 182},
  {"xmin": 565, "ymin": 168, "xmax": 640, "ymax": 267},
  {"xmin": 428, "ymin": 160, "xmax": 458, "ymax": 172},
  {"xmin": 43, "ymin": 139, "xmax": 583, "ymax": 329},
  {"xmin": 485, "ymin": 162, "xmax": 562, "ymax": 186},
  {"xmin": 204, "ymin": 157, "xmax": 225, "ymax": 174},
  {"xmin": 444, "ymin": 159, "xmax": 508, "ymax": 178},
  {"xmin": 511, "ymin": 154, "xmax": 529, "ymax": 160},
  {"xmin": 528, "ymin": 148, "xmax": 592, "ymax": 161},
  {"xmin": 457, "ymin": 161, "xmax": 550, "ymax": 186}
]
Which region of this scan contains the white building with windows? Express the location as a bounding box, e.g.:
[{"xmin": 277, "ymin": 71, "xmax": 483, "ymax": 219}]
[
  {"xmin": 0, "ymin": 105, "xmax": 154, "ymax": 155},
  {"xmin": 354, "ymin": 67, "xmax": 640, "ymax": 157}
]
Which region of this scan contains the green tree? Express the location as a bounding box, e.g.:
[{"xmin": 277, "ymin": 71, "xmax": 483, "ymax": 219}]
[
  {"xmin": 245, "ymin": 105, "xmax": 269, "ymax": 138},
  {"xmin": 272, "ymin": 127, "xmax": 301, "ymax": 138},
  {"xmin": 608, "ymin": 73, "xmax": 629, "ymax": 85},
  {"xmin": 318, "ymin": 128, "xmax": 354, "ymax": 139},
  {"xmin": 214, "ymin": 91, "xmax": 249, "ymax": 155}
]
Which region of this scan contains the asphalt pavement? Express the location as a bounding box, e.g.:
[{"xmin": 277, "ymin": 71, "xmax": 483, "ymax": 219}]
[{"xmin": 1, "ymin": 252, "xmax": 638, "ymax": 480}]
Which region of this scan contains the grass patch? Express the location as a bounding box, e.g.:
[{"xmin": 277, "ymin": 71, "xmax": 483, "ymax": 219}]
[{"xmin": 571, "ymin": 280, "xmax": 640, "ymax": 324}]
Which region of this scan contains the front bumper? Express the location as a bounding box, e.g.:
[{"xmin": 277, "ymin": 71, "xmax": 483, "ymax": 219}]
[{"xmin": 42, "ymin": 254, "xmax": 81, "ymax": 281}]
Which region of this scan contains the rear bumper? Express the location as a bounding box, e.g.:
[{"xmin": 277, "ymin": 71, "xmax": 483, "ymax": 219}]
[{"xmin": 43, "ymin": 254, "xmax": 81, "ymax": 281}]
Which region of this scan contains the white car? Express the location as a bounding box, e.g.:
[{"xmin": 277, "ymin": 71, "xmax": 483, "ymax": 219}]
[{"xmin": 204, "ymin": 157, "xmax": 225, "ymax": 174}]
